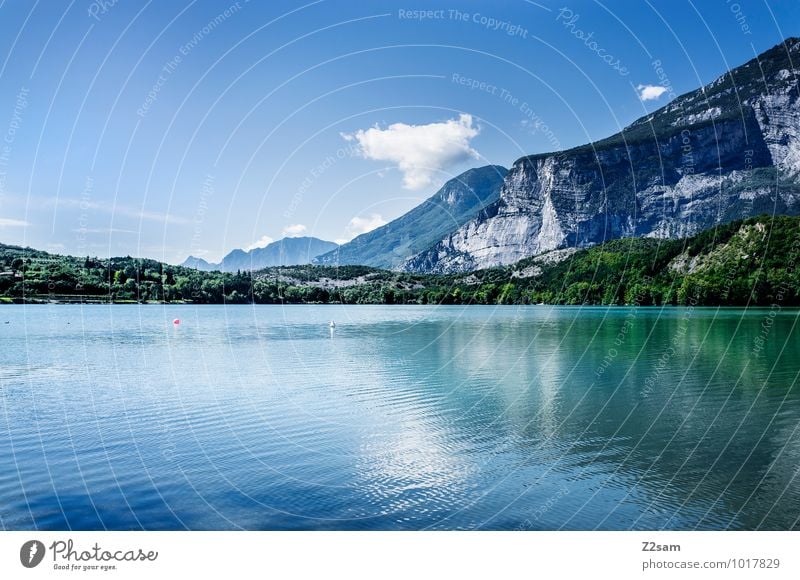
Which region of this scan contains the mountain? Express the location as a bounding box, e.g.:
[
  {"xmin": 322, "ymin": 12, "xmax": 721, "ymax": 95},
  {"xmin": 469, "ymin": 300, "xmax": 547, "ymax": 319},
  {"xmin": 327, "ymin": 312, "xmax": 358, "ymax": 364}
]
[
  {"xmin": 182, "ymin": 255, "xmax": 214, "ymax": 270},
  {"xmin": 314, "ymin": 165, "xmax": 507, "ymax": 269},
  {"xmin": 182, "ymin": 236, "xmax": 338, "ymax": 272},
  {"xmin": 403, "ymin": 38, "xmax": 800, "ymax": 273}
]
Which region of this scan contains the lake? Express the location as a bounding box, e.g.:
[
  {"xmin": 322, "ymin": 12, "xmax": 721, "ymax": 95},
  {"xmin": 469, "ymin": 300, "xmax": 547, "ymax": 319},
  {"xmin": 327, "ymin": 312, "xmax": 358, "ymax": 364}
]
[{"xmin": 1, "ymin": 304, "xmax": 799, "ymax": 530}]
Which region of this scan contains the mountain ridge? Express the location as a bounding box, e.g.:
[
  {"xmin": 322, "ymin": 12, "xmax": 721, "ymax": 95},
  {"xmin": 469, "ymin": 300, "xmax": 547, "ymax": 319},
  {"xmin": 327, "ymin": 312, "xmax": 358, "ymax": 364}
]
[
  {"xmin": 402, "ymin": 37, "xmax": 800, "ymax": 273},
  {"xmin": 182, "ymin": 236, "xmax": 337, "ymax": 272},
  {"xmin": 314, "ymin": 165, "xmax": 507, "ymax": 269}
]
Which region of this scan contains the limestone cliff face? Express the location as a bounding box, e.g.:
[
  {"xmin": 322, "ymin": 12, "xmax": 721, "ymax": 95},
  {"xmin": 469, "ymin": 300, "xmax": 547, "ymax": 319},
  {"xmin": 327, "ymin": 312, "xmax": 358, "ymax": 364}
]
[{"xmin": 404, "ymin": 38, "xmax": 800, "ymax": 273}]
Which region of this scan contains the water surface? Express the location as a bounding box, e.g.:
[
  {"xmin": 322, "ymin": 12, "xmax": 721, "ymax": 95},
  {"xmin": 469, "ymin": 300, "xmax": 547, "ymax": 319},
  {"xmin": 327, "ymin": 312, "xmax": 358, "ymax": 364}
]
[{"xmin": 1, "ymin": 304, "xmax": 798, "ymax": 530}]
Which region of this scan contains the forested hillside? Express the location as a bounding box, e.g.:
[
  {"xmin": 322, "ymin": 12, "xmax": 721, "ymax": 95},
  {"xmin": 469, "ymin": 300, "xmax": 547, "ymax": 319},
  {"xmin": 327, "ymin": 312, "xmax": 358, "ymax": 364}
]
[{"xmin": 2, "ymin": 215, "xmax": 799, "ymax": 306}]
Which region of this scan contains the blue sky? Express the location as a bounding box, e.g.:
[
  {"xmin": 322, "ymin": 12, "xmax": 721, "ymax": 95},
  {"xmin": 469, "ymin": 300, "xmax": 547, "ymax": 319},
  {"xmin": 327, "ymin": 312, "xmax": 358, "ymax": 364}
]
[{"xmin": 0, "ymin": 0, "xmax": 797, "ymax": 263}]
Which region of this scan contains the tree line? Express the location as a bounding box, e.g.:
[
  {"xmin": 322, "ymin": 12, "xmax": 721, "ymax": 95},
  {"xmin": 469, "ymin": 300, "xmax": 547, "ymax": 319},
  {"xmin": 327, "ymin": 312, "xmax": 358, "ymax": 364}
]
[{"xmin": 2, "ymin": 215, "xmax": 799, "ymax": 306}]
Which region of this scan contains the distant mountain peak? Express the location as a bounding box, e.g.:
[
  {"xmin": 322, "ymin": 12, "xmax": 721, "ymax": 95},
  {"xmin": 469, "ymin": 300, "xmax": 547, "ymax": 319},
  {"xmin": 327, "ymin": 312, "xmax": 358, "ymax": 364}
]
[
  {"xmin": 181, "ymin": 255, "xmax": 213, "ymax": 269},
  {"xmin": 181, "ymin": 236, "xmax": 337, "ymax": 272}
]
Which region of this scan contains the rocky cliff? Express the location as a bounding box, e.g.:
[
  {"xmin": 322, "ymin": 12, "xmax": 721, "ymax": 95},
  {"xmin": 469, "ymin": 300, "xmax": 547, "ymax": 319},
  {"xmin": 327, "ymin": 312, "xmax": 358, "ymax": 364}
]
[
  {"xmin": 404, "ymin": 38, "xmax": 800, "ymax": 273},
  {"xmin": 314, "ymin": 165, "xmax": 506, "ymax": 269}
]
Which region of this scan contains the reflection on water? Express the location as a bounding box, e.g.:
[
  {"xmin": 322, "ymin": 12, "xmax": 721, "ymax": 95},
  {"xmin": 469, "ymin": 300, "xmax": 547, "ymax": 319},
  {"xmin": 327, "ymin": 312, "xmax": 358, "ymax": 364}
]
[{"xmin": 0, "ymin": 305, "xmax": 798, "ymax": 530}]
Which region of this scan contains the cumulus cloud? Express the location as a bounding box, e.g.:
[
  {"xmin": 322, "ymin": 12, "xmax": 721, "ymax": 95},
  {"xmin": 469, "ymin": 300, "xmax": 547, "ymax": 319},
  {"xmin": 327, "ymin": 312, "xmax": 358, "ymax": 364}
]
[
  {"xmin": 343, "ymin": 114, "xmax": 480, "ymax": 190},
  {"xmin": 0, "ymin": 218, "xmax": 30, "ymax": 227},
  {"xmin": 637, "ymin": 84, "xmax": 668, "ymax": 101},
  {"xmin": 346, "ymin": 213, "xmax": 387, "ymax": 240},
  {"xmin": 282, "ymin": 224, "xmax": 307, "ymax": 237},
  {"xmin": 245, "ymin": 234, "xmax": 274, "ymax": 251}
]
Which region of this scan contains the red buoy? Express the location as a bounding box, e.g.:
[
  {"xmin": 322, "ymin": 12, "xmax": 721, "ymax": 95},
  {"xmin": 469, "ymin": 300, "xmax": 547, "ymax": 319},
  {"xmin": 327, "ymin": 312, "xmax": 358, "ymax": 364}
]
[{"xmin": 173, "ymin": 319, "xmax": 180, "ymax": 325}]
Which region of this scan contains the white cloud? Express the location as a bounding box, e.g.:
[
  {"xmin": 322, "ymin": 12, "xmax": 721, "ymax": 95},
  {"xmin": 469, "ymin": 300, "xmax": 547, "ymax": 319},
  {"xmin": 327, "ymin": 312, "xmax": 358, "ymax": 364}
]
[
  {"xmin": 637, "ymin": 84, "xmax": 668, "ymax": 101},
  {"xmin": 345, "ymin": 213, "xmax": 387, "ymax": 240},
  {"xmin": 282, "ymin": 223, "xmax": 307, "ymax": 237},
  {"xmin": 343, "ymin": 114, "xmax": 480, "ymax": 190},
  {"xmin": 245, "ymin": 234, "xmax": 274, "ymax": 251},
  {"xmin": 0, "ymin": 218, "xmax": 30, "ymax": 227}
]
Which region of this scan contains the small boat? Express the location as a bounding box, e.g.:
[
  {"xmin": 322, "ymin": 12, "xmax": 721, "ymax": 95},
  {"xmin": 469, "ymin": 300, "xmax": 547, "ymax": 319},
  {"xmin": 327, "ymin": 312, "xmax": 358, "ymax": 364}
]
[{"xmin": 329, "ymin": 320, "xmax": 336, "ymax": 328}]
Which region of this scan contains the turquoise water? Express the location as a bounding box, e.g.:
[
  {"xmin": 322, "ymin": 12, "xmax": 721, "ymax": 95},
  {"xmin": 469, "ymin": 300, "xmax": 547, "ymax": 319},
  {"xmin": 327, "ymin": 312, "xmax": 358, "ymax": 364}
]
[{"xmin": 1, "ymin": 304, "xmax": 799, "ymax": 530}]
